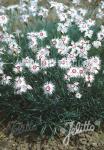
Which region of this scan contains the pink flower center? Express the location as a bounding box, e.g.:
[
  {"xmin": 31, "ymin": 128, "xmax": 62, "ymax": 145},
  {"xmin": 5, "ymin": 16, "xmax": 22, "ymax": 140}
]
[
  {"xmin": 33, "ymin": 66, "xmax": 37, "ymax": 69},
  {"xmin": 72, "ymin": 69, "xmax": 76, "ymax": 73},
  {"xmin": 62, "ymin": 60, "xmax": 65, "ymax": 64},
  {"xmin": 84, "ymin": 25, "xmax": 87, "ymax": 28},
  {"xmin": 46, "ymin": 86, "xmax": 50, "ymax": 91},
  {"xmin": 52, "ymin": 41, "xmax": 56, "ymax": 45},
  {"xmin": 81, "ymin": 49, "xmax": 85, "ymax": 52},
  {"xmin": 40, "ymin": 32, "xmax": 43, "ymax": 36},
  {"xmin": 16, "ymin": 66, "xmax": 20, "ymax": 70},
  {"xmin": 1, "ymin": 16, "xmax": 5, "ymax": 20},
  {"xmin": 59, "ymin": 49, "xmax": 62, "ymax": 52},
  {"xmin": 62, "ymin": 38, "xmax": 66, "ymax": 44},
  {"xmin": 72, "ymin": 45, "xmax": 76, "ymax": 48},
  {"xmin": 42, "ymin": 60, "xmax": 46, "ymax": 66},
  {"xmin": 39, "ymin": 55, "xmax": 43, "ymax": 59},
  {"xmin": 70, "ymin": 54, "xmax": 74, "ymax": 58},
  {"xmin": 0, "ymin": 35, "xmax": 3, "ymax": 40},
  {"xmin": 79, "ymin": 70, "xmax": 83, "ymax": 74},
  {"xmin": 89, "ymin": 19, "xmax": 92, "ymax": 23}
]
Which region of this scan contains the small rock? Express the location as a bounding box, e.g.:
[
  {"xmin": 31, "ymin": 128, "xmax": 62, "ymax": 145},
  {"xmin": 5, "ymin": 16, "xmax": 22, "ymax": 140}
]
[
  {"xmin": 79, "ymin": 138, "xmax": 87, "ymax": 145},
  {"xmin": 91, "ymin": 142, "xmax": 98, "ymax": 147}
]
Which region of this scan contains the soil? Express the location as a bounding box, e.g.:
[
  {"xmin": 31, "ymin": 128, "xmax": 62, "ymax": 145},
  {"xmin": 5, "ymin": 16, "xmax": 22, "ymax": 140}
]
[{"xmin": 0, "ymin": 129, "xmax": 104, "ymax": 150}]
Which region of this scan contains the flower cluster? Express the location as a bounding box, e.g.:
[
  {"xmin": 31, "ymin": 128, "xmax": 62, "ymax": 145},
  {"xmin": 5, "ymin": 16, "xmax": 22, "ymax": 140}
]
[
  {"xmin": 14, "ymin": 77, "xmax": 32, "ymax": 94},
  {"xmin": 0, "ymin": 0, "xmax": 103, "ymax": 99},
  {"xmin": 4, "ymin": 0, "xmax": 49, "ymax": 24}
]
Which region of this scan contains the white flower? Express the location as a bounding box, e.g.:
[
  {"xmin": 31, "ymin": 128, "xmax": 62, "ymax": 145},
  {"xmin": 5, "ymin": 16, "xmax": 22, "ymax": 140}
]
[
  {"xmin": 61, "ymin": 35, "xmax": 70, "ymax": 44},
  {"xmin": 88, "ymin": 0, "xmax": 92, "ymax": 2},
  {"xmin": 58, "ymin": 58, "xmax": 71, "ymax": 69},
  {"xmin": 74, "ymin": 82, "xmax": 79, "ymax": 86},
  {"xmin": 43, "ymin": 82, "xmax": 55, "ymax": 95},
  {"xmin": 55, "ymin": 38, "xmax": 65, "ymax": 49},
  {"xmin": 22, "ymin": 57, "xmax": 34, "ymax": 68},
  {"xmin": 27, "ymin": 32, "xmax": 37, "ymax": 39},
  {"xmin": 40, "ymin": 58, "xmax": 56, "ymax": 69},
  {"xmin": 20, "ymin": 15, "xmax": 29, "ymax": 23},
  {"xmin": 1, "ymin": 75, "xmax": 11, "ymax": 85},
  {"xmin": 67, "ymin": 83, "xmax": 79, "ymax": 92},
  {"xmin": 86, "ymin": 19, "xmax": 95, "ymax": 27},
  {"xmin": 8, "ymin": 41, "xmax": 21, "ymax": 54},
  {"xmin": 57, "ymin": 23, "xmax": 68, "ymax": 33},
  {"xmin": 75, "ymin": 93, "xmax": 82, "ymax": 99},
  {"xmin": 36, "ymin": 48, "xmax": 49, "ymax": 60},
  {"xmin": 27, "ymin": 35, "xmax": 37, "ymax": 49},
  {"xmin": 15, "ymin": 77, "xmax": 25, "ymax": 88},
  {"xmin": 93, "ymin": 41, "xmax": 101, "ymax": 48},
  {"xmin": 40, "ymin": 59, "xmax": 49, "ymax": 69},
  {"xmin": 50, "ymin": 1, "xmax": 66, "ymax": 12},
  {"xmin": 67, "ymin": 53, "xmax": 77, "ymax": 62},
  {"xmin": 58, "ymin": 46, "xmax": 69, "ymax": 55},
  {"xmin": 84, "ymin": 30, "xmax": 93, "ymax": 38},
  {"xmin": 68, "ymin": 8, "xmax": 78, "ymax": 19},
  {"xmin": 87, "ymin": 83, "xmax": 91, "ymax": 87},
  {"xmin": 78, "ymin": 48, "xmax": 88, "ymax": 58},
  {"xmin": 29, "ymin": 3, "xmax": 38, "ymax": 16},
  {"xmin": 97, "ymin": 32, "xmax": 104, "ymax": 41},
  {"xmin": 67, "ymin": 67, "xmax": 79, "ymax": 77},
  {"xmin": 13, "ymin": 62, "xmax": 23, "ymax": 73},
  {"xmin": 79, "ymin": 23, "xmax": 89, "ymax": 32},
  {"xmin": 0, "ymin": 15, "xmax": 8, "ymax": 25},
  {"xmin": 64, "ymin": 75, "xmax": 70, "ymax": 81},
  {"xmin": 0, "ymin": 7, "xmax": 6, "ymax": 14},
  {"xmin": 48, "ymin": 59, "xmax": 56, "ymax": 67},
  {"xmin": 72, "ymin": 0, "xmax": 80, "ymax": 5},
  {"xmin": 37, "ymin": 30, "xmax": 47, "ymax": 40},
  {"xmin": 58, "ymin": 13, "xmax": 68, "ymax": 22},
  {"xmin": 29, "ymin": 62, "xmax": 40, "ymax": 73},
  {"xmin": 85, "ymin": 74, "xmax": 94, "ymax": 83},
  {"xmin": 101, "ymin": 25, "xmax": 104, "ymax": 32},
  {"xmin": 78, "ymin": 67, "xmax": 85, "ymax": 77},
  {"xmin": 84, "ymin": 57, "xmax": 101, "ymax": 74},
  {"xmin": 14, "ymin": 77, "xmax": 32, "ymax": 94},
  {"xmin": 38, "ymin": 7, "xmax": 49, "ymax": 18}
]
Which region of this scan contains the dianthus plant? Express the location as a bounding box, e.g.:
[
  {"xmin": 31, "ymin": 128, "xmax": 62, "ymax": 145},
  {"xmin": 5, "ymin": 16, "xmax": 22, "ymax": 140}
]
[{"xmin": 0, "ymin": 0, "xmax": 104, "ymax": 135}]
